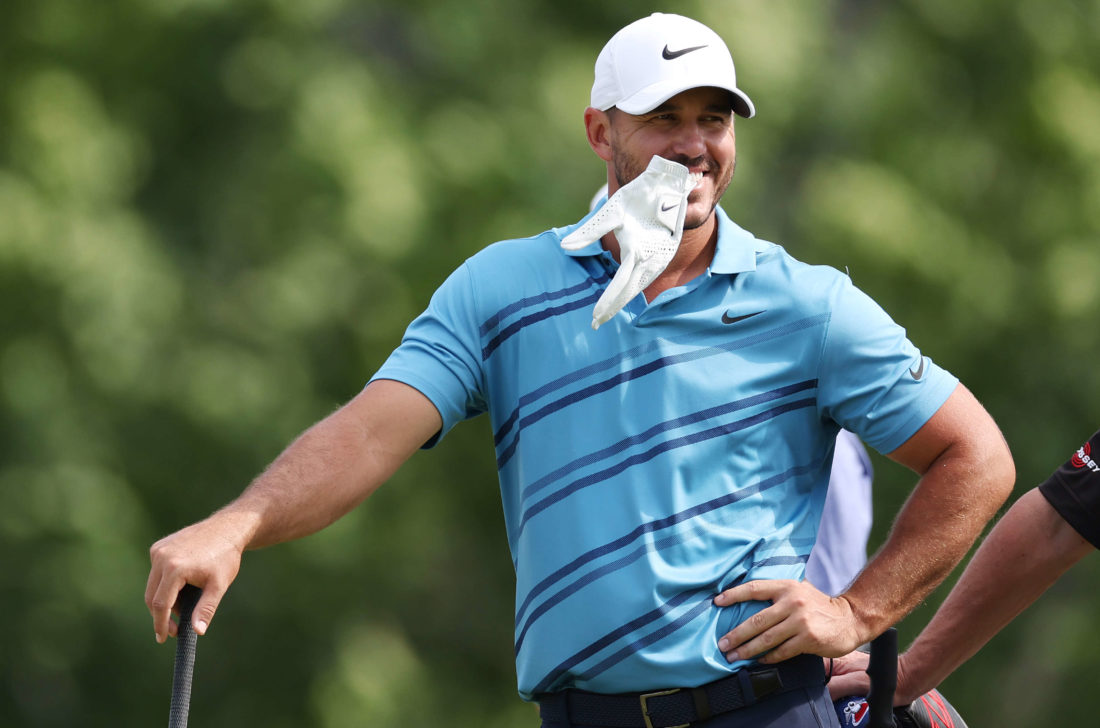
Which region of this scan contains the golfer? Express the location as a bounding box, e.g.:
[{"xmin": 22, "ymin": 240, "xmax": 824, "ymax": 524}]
[{"xmin": 146, "ymin": 13, "xmax": 1014, "ymax": 727}]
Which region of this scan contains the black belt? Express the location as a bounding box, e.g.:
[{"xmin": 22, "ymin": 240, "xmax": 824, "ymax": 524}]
[{"xmin": 536, "ymin": 654, "xmax": 824, "ymax": 728}]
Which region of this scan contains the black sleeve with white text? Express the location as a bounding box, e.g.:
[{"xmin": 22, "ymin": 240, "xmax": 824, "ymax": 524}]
[{"xmin": 1038, "ymin": 429, "xmax": 1100, "ymax": 549}]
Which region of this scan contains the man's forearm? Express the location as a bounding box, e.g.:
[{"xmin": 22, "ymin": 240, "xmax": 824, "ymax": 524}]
[
  {"xmin": 895, "ymin": 488, "xmax": 1092, "ymax": 701},
  {"xmin": 146, "ymin": 380, "xmax": 443, "ymax": 641},
  {"xmin": 843, "ymin": 414, "xmax": 1015, "ymax": 641},
  {"xmin": 224, "ymin": 400, "xmax": 395, "ymax": 550},
  {"xmin": 225, "ymin": 381, "xmax": 442, "ymax": 549}
]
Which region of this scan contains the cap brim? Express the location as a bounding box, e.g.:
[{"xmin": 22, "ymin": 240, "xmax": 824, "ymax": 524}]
[
  {"xmin": 615, "ymin": 81, "xmax": 755, "ymax": 118},
  {"xmin": 731, "ymin": 89, "xmax": 755, "ymax": 119}
]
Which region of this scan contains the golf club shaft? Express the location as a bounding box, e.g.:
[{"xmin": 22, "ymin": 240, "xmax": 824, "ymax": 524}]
[
  {"xmin": 865, "ymin": 627, "xmax": 898, "ymax": 728},
  {"xmin": 169, "ymin": 584, "xmax": 203, "ymax": 728}
]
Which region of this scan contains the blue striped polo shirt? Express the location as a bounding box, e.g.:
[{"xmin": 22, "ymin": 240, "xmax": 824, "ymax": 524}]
[{"xmin": 369, "ymin": 205, "xmax": 957, "ymax": 700}]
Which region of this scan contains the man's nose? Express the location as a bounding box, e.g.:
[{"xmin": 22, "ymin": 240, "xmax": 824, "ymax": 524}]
[{"xmin": 668, "ymin": 122, "xmax": 707, "ymax": 159}]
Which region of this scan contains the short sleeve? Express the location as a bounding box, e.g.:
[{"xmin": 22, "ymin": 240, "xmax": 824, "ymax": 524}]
[
  {"xmin": 817, "ymin": 277, "xmax": 958, "ymax": 454},
  {"xmin": 369, "ymin": 262, "xmax": 488, "ymax": 447}
]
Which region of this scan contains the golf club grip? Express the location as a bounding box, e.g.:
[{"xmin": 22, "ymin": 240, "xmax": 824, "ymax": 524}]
[
  {"xmin": 169, "ymin": 584, "xmax": 203, "ymax": 728},
  {"xmin": 865, "ymin": 627, "xmax": 898, "ymax": 728}
]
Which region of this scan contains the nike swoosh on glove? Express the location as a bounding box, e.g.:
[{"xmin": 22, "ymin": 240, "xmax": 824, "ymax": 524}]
[{"xmin": 561, "ymin": 156, "xmax": 702, "ymax": 330}]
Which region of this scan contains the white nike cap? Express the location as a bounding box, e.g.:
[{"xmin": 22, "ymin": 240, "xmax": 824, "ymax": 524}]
[{"xmin": 591, "ymin": 13, "xmax": 755, "ymax": 118}]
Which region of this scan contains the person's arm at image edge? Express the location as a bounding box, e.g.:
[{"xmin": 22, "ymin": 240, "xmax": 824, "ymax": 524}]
[{"xmin": 144, "ymin": 379, "xmax": 443, "ymax": 643}]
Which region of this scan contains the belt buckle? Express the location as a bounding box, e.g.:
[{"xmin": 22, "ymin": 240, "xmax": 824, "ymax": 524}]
[{"xmin": 639, "ymin": 688, "xmax": 689, "ymax": 728}]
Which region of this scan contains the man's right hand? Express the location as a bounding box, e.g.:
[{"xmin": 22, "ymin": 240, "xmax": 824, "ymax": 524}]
[{"xmin": 145, "ymin": 511, "xmax": 255, "ymax": 643}]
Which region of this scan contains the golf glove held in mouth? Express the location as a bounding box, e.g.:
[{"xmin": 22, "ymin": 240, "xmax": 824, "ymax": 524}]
[{"xmin": 561, "ymin": 156, "xmax": 701, "ymax": 329}]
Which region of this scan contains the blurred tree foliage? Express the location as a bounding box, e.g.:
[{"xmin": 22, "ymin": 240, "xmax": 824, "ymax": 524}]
[{"xmin": 1, "ymin": 0, "xmax": 1098, "ymax": 725}]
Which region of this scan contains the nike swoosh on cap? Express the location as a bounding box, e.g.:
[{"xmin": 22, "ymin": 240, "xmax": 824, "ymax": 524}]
[
  {"xmin": 660, "ymin": 202, "xmax": 678, "ymax": 212},
  {"xmin": 721, "ymin": 310, "xmax": 765, "ymax": 325},
  {"xmin": 662, "ymin": 44, "xmax": 708, "ymax": 60}
]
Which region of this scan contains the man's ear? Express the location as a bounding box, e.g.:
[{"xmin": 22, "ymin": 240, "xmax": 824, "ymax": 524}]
[{"xmin": 584, "ymin": 107, "xmax": 614, "ymax": 162}]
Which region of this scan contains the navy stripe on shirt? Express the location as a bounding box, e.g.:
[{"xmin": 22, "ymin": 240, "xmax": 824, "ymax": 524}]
[
  {"xmin": 513, "ymin": 522, "xmax": 814, "ymax": 656},
  {"xmin": 531, "ymin": 588, "xmax": 710, "ymax": 694},
  {"xmin": 513, "ymin": 461, "xmax": 820, "ymax": 630},
  {"xmin": 482, "ymin": 291, "xmax": 603, "ymax": 360},
  {"xmin": 492, "ymin": 331, "xmax": 687, "ymax": 447},
  {"xmin": 531, "ymin": 550, "xmax": 816, "ymax": 693},
  {"xmin": 514, "ymin": 530, "xmax": 685, "ymax": 656},
  {"xmin": 568, "ymin": 593, "xmax": 715, "ymax": 688},
  {"xmin": 479, "ymin": 273, "xmax": 610, "ymax": 337},
  {"xmin": 492, "ymin": 316, "xmax": 827, "ymax": 449},
  {"xmin": 519, "ymin": 380, "xmax": 817, "ymax": 503},
  {"xmin": 493, "ymin": 314, "xmax": 830, "ymax": 467},
  {"xmin": 515, "ymin": 398, "xmax": 817, "ymax": 537}
]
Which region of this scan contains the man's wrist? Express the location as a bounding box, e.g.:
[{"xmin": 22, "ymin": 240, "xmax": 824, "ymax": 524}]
[
  {"xmin": 209, "ymin": 504, "xmax": 264, "ymax": 552},
  {"xmin": 835, "ymin": 593, "xmax": 878, "ymax": 648},
  {"xmin": 895, "ymin": 651, "xmax": 924, "ymax": 705}
]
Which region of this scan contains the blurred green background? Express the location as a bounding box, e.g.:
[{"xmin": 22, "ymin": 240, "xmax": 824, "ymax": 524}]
[{"xmin": 2, "ymin": 0, "xmax": 1098, "ymax": 725}]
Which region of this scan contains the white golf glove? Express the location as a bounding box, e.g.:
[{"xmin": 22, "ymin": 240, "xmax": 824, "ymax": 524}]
[{"xmin": 562, "ymin": 156, "xmax": 702, "ymax": 329}]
